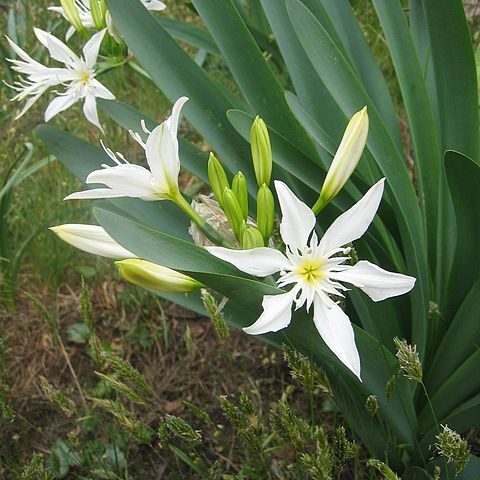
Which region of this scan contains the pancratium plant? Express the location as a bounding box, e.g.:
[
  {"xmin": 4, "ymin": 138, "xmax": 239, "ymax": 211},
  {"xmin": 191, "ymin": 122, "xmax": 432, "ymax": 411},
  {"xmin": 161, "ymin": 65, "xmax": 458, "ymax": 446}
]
[{"xmin": 37, "ymin": 0, "xmax": 480, "ymax": 478}]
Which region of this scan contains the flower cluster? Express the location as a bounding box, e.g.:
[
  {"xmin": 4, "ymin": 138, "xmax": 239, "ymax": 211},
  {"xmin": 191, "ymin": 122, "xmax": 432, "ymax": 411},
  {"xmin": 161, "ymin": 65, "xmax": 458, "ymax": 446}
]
[
  {"xmin": 51, "ymin": 97, "xmax": 416, "ymax": 381},
  {"xmin": 5, "ymin": 0, "xmax": 167, "ymax": 129}
]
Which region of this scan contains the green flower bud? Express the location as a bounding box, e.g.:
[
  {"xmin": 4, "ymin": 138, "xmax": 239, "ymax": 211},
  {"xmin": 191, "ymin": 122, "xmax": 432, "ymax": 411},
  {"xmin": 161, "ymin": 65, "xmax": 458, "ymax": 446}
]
[
  {"xmin": 60, "ymin": 0, "xmax": 86, "ymax": 35},
  {"xmin": 90, "ymin": 0, "xmax": 107, "ymax": 29},
  {"xmin": 256, "ymin": 184, "xmax": 274, "ymax": 245},
  {"xmin": 222, "ymin": 187, "xmax": 244, "ymax": 239},
  {"xmin": 250, "ymin": 116, "xmax": 272, "ymax": 187},
  {"xmin": 116, "ymin": 259, "xmax": 203, "ymax": 293},
  {"xmin": 242, "ymin": 227, "xmax": 264, "ymax": 250},
  {"xmin": 312, "ymin": 107, "xmax": 368, "ymax": 214},
  {"xmin": 208, "ymin": 153, "xmax": 229, "ymax": 206},
  {"xmin": 232, "ymin": 171, "xmax": 248, "ymax": 220}
]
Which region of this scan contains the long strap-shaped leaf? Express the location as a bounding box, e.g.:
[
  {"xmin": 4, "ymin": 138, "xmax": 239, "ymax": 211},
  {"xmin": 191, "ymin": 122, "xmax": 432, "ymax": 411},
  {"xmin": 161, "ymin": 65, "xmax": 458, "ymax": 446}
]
[
  {"xmin": 105, "ymin": 0, "xmax": 252, "ymax": 182},
  {"xmin": 419, "ymin": 0, "xmax": 479, "ymax": 162},
  {"xmin": 371, "ymin": 0, "xmax": 442, "ymax": 275},
  {"xmin": 191, "ymin": 0, "xmax": 319, "ymax": 162},
  {"xmin": 286, "ymin": 0, "xmax": 429, "ymax": 358}
]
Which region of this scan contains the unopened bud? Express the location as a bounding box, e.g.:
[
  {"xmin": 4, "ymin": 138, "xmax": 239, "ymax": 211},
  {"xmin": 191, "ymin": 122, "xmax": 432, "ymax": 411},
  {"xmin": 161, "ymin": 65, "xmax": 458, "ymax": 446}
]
[
  {"xmin": 116, "ymin": 259, "xmax": 203, "ymax": 293},
  {"xmin": 208, "ymin": 153, "xmax": 229, "ymax": 206},
  {"xmin": 365, "ymin": 395, "xmax": 378, "ymax": 417},
  {"xmin": 89, "ymin": 0, "xmax": 107, "ymax": 29},
  {"xmin": 60, "ymin": 0, "xmax": 86, "ymax": 34},
  {"xmin": 242, "ymin": 227, "xmax": 264, "ymax": 250},
  {"xmin": 222, "ymin": 188, "xmax": 244, "ymax": 239},
  {"xmin": 250, "ymin": 116, "xmax": 272, "ymax": 187},
  {"xmin": 232, "ymin": 171, "xmax": 248, "ymax": 220},
  {"xmin": 313, "ymin": 107, "xmax": 368, "ymax": 214},
  {"xmin": 256, "ymin": 184, "xmax": 274, "ymax": 245}
]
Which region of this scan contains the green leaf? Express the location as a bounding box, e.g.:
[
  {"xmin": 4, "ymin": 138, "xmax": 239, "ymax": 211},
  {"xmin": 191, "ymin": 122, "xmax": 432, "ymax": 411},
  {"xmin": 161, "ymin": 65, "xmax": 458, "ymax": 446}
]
[
  {"xmin": 192, "ymin": 0, "xmax": 319, "ymax": 161},
  {"xmin": 420, "ymin": 0, "xmax": 479, "ymax": 162},
  {"xmin": 443, "ymin": 152, "xmax": 480, "ymax": 319},
  {"xmin": 67, "ymin": 323, "xmax": 91, "ymax": 344}
]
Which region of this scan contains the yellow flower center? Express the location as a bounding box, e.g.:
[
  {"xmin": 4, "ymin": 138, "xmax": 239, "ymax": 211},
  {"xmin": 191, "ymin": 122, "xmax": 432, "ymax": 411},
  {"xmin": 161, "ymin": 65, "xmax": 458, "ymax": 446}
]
[
  {"xmin": 78, "ymin": 70, "xmax": 91, "ymax": 84},
  {"xmin": 297, "ymin": 258, "xmax": 325, "ymax": 284}
]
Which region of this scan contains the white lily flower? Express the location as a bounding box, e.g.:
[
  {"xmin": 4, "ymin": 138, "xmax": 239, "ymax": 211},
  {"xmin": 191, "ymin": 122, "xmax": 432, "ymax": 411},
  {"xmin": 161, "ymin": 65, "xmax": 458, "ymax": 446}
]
[
  {"xmin": 206, "ymin": 179, "xmax": 416, "ymax": 380},
  {"xmin": 50, "ymin": 224, "xmax": 136, "ymax": 259},
  {"xmin": 50, "ymin": 0, "xmax": 167, "ymax": 40},
  {"xmin": 64, "ymin": 96, "xmax": 188, "ymax": 201},
  {"xmin": 6, "ymin": 28, "xmax": 114, "ymax": 129}
]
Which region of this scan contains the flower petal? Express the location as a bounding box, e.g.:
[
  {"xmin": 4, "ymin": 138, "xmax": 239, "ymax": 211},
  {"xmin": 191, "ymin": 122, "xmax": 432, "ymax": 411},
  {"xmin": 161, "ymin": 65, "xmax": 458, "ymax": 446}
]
[
  {"xmin": 205, "ymin": 246, "xmax": 290, "ymax": 277},
  {"xmin": 313, "ymin": 298, "xmax": 361, "ymax": 380},
  {"xmin": 89, "ymin": 79, "xmax": 115, "ymax": 99},
  {"xmin": 64, "ymin": 188, "xmax": 126, "ymax": 200},
  {"xmin": 142, "ymin": 0, "xmax": 167, "ymax": 11},
  {"xmin": 34, "ymin": 28, "xmax": 78, "ymax": 67},
  {"xmin": 82, "ymin": 29, "xmax": 106, "ymax": 68},
  {"xmin": 85, "ymin": 164, "xmax": 162, "ymax": 198},
  {"xmin": 45, "ymin": 93, "xmax": 78, "ymax": 121},
  {"xmin": 331, "ymin": 260, "xmax": 416, "ymax": 302},
  {"xmin": 319, "ymin": 178, "xmax": 385, "ymax": 255},
  {"xmin": 274, "ymin": 180, "xmax": 316, "ymax": 251},
  {"xmin": 243, "ymin": 292, "xmax": 294, "ymax": 335},
  {"xmin": 50, "ymin": 224, "xmax": 135, "ymax": 259},
  {"xmin": 83, "ymin": 94, "xmax": 101, "ymax": 130}
]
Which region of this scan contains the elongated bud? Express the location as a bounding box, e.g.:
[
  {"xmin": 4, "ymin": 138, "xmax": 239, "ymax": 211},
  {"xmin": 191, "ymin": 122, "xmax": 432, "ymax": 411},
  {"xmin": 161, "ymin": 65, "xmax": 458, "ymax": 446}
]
[
  {"xmin": 256, "ymin": 184, "xmax": 274, "ymax": 245},
  {"xmin": 312, "ymin": 107, "xmax": 368, "ymax": 214},
  {"xmin": 242, "ymin": 227, "xmax": 264, "ymax": 249},
  {"xmin": 250, "ymin": 116, "xmax": 272, "ymax": 187},
  {"xmin": 90, "ymin": 0, "xmax": 107, "ymax": 29},
  {"xmin": 208, "ymin": 153, "xmax": 229, "ymax": 206},
  {"xmin": 60, "ymin": 0, "xmax": 86, "ymax": 35},
  {"xmin": 222, "ymin": 188, "xmax": 244, "ymax": 239},
  {"xmin": 50, "ymin": 224, "xmax": 134, "ymax": 259},
  {"xmin": 232, "ymin": 171, "xmax": 248, "ymax": 220},
  {"xmin": 116, "ymin": 259, "xmax": 203, "ymax": 293}
]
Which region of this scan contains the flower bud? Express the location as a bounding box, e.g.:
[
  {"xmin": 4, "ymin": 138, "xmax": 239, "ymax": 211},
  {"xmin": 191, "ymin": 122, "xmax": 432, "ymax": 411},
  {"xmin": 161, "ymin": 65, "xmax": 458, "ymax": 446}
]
[
  {"xmin": 242, "ymin": 227, "xmax": 264, "ymax": 250},
  {"xmin": 60, "ymin": 0, "xmax": 86, "ymax": 34},
  {"xmin": 232, "ymin": 171, "xmax": 248, "ymax": 220},
  {"xmin": 208, "ymin": 152, "xmax": 229, "ymax": 206},
  {"xmin": 222, "ymin": 187, "xmax": 244, "ymax": 239},
  {"xmin": 89, "ymin": 0, "xmax": 107, "ymax": 29},
  {"xmin": 256, "ymin": 184, "xmax": 274, "ymax": 245},
  {"xmin": 50, "ymin": 224, "xmax": 134, "ymax": 259},
  {"xmin": 313, "ymin": 107, "xmax": 368, "ymax": 214},
  {"xmin": 250, "ymin": 116, "xmax": 272, "ymax": 187},
  {"xmin": 116, "ymin": 259, "xmax": 203, "ymax": 293}
]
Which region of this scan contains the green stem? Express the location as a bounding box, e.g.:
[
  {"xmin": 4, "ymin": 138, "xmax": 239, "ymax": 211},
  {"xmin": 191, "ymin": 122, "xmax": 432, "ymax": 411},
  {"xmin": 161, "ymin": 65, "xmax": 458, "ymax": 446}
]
[{"xmin": 171, "ymin": 190, "xmax": 232, "ymax": 248}]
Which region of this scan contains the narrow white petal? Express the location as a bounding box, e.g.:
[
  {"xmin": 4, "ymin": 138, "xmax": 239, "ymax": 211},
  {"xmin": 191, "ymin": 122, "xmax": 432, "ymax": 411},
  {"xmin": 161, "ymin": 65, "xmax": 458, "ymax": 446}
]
[
  {"xmin": 243, "ymin": 292, "xmax": 294, "ymax": 335},
  {"xmin": 319, "ymin": 178, "xmax": 385, "ymax": 255},
  {"xmin": 142, "ymin": 0, "xmax": 167, "ymax": 11},
  {"xmin": 66, "ymin": 26, "xmax": 76, "ymax": 41},
  {"xmin": 64, "ymin": 188, "xmax": 126, "ymax": 200},
  {"xmin": 274, "ymin": 180, "xmax": 316, "ymax": 252},
  {"xmin": 34, "ymin": 28, "xmax": 78, "ymax": 66},
  {"xmin": 89, "ymin": 79, "xmax": 115, "ymax": 99},
  {"xmin": 206, "ymin": 246, "xmax": 290, "ymax": 277},
  {"xmin": 83, "ymin": 94, "xmax": 102, "ymax": 130},
  {"xmin": 331, "ymin": 260, "xmax": 416, "ymax": 302},
  {"xmin": 313, "ymin": 297, "xmax": 361, "ymax": 380},
  {"xmin": 85, "ymin": 164, "xmax": 162, "ymax": 198},
  {"xmin": 44, "ymin": 93, "xmax": 78, "ymax": 121},
  {"xmin": 50, "ymin": 224, "xmax": 135, "ymax": 259},
  {"xmin": 166, "ymin": 96, "xmax": 189, "ymax": 134},
  {"xmin": 82, "ymin": 29, "xmax": 106, "ymax": 68}
]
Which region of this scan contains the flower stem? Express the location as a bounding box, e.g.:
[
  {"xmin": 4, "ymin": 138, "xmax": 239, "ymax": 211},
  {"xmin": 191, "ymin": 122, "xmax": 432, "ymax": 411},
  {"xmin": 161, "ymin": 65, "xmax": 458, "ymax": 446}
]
[{"xmin": 171, "ymin": 190, "xmax": 233, "ymax": 248}]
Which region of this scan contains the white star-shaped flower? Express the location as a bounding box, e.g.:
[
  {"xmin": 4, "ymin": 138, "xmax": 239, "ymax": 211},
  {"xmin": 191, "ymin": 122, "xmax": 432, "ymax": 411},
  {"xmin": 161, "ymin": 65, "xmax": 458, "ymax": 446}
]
[{"xmin": 207, "ymin": 179, "xmax": 416, "ymax": 380}]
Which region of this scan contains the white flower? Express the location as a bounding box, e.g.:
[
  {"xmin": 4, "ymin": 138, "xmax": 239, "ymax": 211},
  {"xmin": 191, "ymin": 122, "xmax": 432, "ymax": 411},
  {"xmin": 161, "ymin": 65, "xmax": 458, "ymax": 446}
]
[
  {"xmin": 50, "ymin": 224, "xmax": 135, "ymax": 259},
  {"xmin": 50, "ymin": 0, "xmax": 167, "ymax": 40},
  {"xmin": 206, "ymin": 179, "xmax": 416, "ymax": 380},
  {"xmin": 64, "ymin": 96, "xmax": 188, "ymax": 201},
  {"xmin": 6, "ymin": 28, "xmax": 114, "ymax": 129}
]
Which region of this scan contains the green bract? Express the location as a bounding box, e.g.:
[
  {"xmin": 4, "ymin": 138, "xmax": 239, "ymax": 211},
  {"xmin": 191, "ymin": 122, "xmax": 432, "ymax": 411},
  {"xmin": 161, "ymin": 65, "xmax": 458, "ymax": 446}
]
[{"xmin": 39, "ymin": 0, "xmax": 480, "ymax": 477}]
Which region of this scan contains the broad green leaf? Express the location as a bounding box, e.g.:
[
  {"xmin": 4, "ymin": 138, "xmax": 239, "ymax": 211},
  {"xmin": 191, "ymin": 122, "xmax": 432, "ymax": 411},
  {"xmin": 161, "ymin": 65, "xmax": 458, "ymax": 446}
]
[
  {"xmin": 420, "ymin": 0, "xmax": 479, "ymax": 162},
  {"xmin": 443, "ymin": 152, "xmax": 480, "ymax": 319},
  {"xmin": 192, "ymin": 0, "xmax": 319, "ymax": 162}
]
